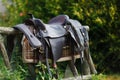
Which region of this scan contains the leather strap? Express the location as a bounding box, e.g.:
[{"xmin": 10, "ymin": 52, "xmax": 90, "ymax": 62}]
[{"xmin": 67, "ymin": 19, "xmax": 85, "ymax": 80}]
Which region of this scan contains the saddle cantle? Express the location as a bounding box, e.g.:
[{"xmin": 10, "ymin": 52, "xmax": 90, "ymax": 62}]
[
  {"xmin": 36, "ymin": 15, "xmax": 69, "ymax": 38},
  {"xmin": 37, "ymin": 24, "xmax": 66, "ymax": 38},
  {"xmin": 48, "ymin": 15, "xmax": 69, "ymax": 25}
]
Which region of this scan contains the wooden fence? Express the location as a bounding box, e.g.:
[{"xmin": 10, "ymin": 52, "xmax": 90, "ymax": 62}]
[{"xmin": 0, "ymin": 26, "xmax": 95, "ymax": 79}]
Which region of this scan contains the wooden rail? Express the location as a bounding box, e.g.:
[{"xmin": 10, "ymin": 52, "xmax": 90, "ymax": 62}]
[
  {"xmin": 0, "ymin": 27, "xmax": 18, "ymax": 34},
  {"xmin": 0, "ymin": 27, "xmax": 18, "ymax": 69}
]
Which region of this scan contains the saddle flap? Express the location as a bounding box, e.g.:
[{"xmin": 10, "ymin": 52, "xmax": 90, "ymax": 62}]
[
  {"xmin": 68, "ymin": 19, "xmax": 85, "ymax": 48},
  {"xmin": 49, "ymin": 37, "xmax": 65, "ymax": 62},
  {"xmin": 14, "ymin": 24, "xmax": 42, "ymax": 48}
]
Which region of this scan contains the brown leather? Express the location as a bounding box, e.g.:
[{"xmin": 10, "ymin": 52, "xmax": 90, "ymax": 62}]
[
  {"xmin": 14, "ymin": 24, "xmax": 42, "ymax": 48},
  {"xmin": 48, "ymin": 15, "xmax": 69, "ymax": 25}
]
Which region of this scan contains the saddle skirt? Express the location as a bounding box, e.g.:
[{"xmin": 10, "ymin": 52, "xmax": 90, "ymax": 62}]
[{"xmin": 14, "ymin": 24, "xmax": 42, "ymax": 48}]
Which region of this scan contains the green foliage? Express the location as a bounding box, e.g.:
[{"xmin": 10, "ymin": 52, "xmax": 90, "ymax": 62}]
[
  {"xmin": 36, "ymin": 62, "xmax": 59, "ymax": 80},
  {"xmin": 92, "ymin": 73, "xmax": 120, "ymax": 80},
  {"xmin": 0, "ymin": 0, "xmax": 120, "ymax": 75},
  {"xmin": 0, "ymin": 57, "xmax": 26, "ymax": 80},
  {"xmin": 0, "ymin": 67, "xmax": 25, "ymax": 80},
  {"xmin": 92, "ymin": 74, "xmax": 106, "ymax": 80}
]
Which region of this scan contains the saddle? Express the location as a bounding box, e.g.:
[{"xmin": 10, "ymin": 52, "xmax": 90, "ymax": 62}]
[
  {"xmin": 34, "ymin": 15, "xmax": 69, "ymax": 38},
  {"xmin": 14, "ymin": 14, "xmax": 88, "ymax": 62},
  {"xmin": 35, "ymin": 15, "xmax": 70, "ymax": 61}
]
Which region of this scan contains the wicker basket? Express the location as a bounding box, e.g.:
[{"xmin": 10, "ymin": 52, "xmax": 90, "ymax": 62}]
[
  {"xmin": 22, "ymin": 36, "xmax": 39, "ymax": 63},
  {"xmin": 22, "ymin": 36, "xmax": 80, "ymax": 63}
]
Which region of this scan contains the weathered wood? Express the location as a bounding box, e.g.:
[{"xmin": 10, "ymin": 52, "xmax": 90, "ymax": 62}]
[
  {"xmin": 0, "ymin": 26, "xmax": 89, "ymax": 34},
  {"xmin": 84, "ymin": 48, "xmax": 97, "ymax": 74},
  {"xmin": 63, "ymin": 75, "xmax": 92, "ymax": 80},
  {"xmin": 82, "ymin": 59, "xmax": 91, "ymax": 75},
  {"xmin": 64, "ymin": 65, "xmax": 74, "ymax": 78},
  {"xmin": 57, "ymin": 55, "xmax": 80, "ymax": 62},
  {"xmin": 0, "ymin": 34, "xmax": 11, "ymax": 69},
  {"xmin": 0, "ymin": 27, "xmax": 19, "ymax": 34},
  {"xmin": 0, "ymin": 27, "xmax": 21, "ymax": 69}
]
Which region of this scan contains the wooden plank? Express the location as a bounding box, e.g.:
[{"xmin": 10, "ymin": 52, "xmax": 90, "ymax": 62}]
[
  {"xmin": 62, "ymin": 75, "xmax": 92, "ymax": 80},
  {"xmin": 57, "ymin": 54, "xmax": 80, "ymax": 62},
  {"xmin": 0, "ymin": 27, "xmax": 19, "ymax": 34},
  {"xmin": 23, "ymin": 55, "xmax": 80, "ymax": 63}
]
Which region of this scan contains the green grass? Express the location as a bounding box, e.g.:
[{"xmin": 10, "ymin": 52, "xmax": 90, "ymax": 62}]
[
  {"xmin": 92, "ymin": 74, "xmax": 106, "ymax": 80},
  {"xmin": 92, "ymin": 73, "xmax": 120, "ymax": 80},
  {"xmin": 105, "ymin": 74, "xmax": 120, "ymax": 80}
]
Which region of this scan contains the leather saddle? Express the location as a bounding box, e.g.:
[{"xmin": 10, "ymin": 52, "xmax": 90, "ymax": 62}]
[
  {"xmin": 35, "ymin": 15, "xmax": 70, "ymax": 61},
  {"xmin": 14, "ymin": 14, "xmax": 88, "ymax": 62},
  {"xmin": 35, "ymin": 15, "xmax": 69, "ymax": 38}
]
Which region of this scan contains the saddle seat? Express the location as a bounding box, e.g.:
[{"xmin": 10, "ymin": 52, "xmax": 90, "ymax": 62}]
[
  {"xmin": 36, "ymin": 15, "xmax": 69, "ymax": 38},
  {"xmin": 39, "ymin": 23, "xmax": 66, "ymax": 38},
  {"xmin": 36, "ymin": 15, "xmax": 70, "ymax": 61}
]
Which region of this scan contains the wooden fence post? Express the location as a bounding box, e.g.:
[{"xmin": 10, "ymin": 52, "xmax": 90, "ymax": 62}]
[
  {"xmin": 0, "ymin": 27, "xmax": 18, "ymax": 69},
  {"xmin": 0, "ymin": 34, "xmax": 11, "ymax": 69}
]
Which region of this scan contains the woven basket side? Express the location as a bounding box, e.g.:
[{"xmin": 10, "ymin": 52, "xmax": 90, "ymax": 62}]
[{"xmin": 22, "ymin": 36, "xmax": 38, "ymax": 63}]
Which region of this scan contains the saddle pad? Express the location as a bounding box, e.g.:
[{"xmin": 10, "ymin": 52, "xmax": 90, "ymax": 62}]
[
  {"xmin": 14, "ymin": 24, "xmax": 42, "ymax": 48},
  {"xmin": 40, "ymin": 24, "xmax": 66, "ymax": 38}
]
